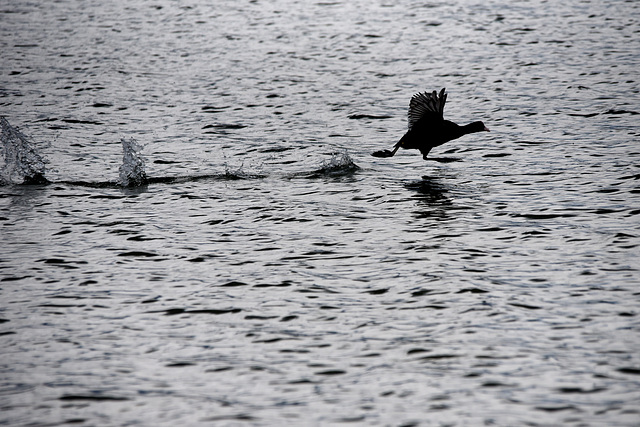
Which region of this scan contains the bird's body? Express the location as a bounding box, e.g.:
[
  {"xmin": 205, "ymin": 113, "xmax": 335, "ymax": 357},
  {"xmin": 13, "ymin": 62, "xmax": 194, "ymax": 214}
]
[{"xmin": 372, "ymin": 88, "xmax": 489, "ymax": 160}]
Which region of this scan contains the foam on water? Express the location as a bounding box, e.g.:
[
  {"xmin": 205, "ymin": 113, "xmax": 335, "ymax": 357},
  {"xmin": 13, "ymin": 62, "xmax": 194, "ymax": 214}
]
[{"xmin": 0, "ymin": 116, "xmax": 48, "ymax": 185}]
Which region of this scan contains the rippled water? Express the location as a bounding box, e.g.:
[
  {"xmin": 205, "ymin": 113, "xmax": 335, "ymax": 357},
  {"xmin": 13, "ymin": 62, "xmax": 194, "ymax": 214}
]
[{"xmin": 1, "ymin": 0, "xmax": 639, "ymax": 425}]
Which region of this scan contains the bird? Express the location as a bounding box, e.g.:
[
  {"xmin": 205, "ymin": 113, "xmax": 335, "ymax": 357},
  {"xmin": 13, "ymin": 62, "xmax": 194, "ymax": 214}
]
[{"xmin": 372, "ymin": 88, "xmax": 489, "ymax": 160}]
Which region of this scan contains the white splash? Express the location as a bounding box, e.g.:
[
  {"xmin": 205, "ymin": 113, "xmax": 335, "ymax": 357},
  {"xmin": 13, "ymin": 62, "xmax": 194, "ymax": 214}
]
[
  {"xmin": 0, "ymin": 116, "xmax": 48, "ymax": 184},
  {"xmin": 118, "ymin": 137, "xmax": 147, "ymax": 187},
  {"xmin": 316, "ymin": 151, "xmax": 359, "ymax": 177}
]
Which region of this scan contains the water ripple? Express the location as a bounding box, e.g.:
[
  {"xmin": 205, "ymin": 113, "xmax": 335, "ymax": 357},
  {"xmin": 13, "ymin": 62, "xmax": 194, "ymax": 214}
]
[{"xmin": 1, "ymin": 0, "xmax": 639, "ymax": 425}]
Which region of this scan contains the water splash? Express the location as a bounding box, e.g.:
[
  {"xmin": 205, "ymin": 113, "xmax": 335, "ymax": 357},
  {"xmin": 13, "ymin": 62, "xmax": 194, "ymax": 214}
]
[
  {"xmin": 312, "ymin": 151, "xmax": 360, "ymax": 177},
  {"xmin": 0, "ymin": 116, "xmax": 48, "ymax": 185},
  {"xmin": 118, "ymin": 138, "xmax": 147, "ymax": 187},
  {"xmin": 219, "ymin": 151, "xmax": 267, "ymax": 180},
  {"xmin": 222, "ymin": 159, "xmax": 247, "ymax": 180}
]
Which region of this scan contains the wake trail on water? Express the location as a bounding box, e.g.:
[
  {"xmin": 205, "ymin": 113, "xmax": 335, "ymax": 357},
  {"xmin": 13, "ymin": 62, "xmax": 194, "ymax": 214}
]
[{"xmin": 1, "ymin": 117, "xmax": 360, "ymax": 188}]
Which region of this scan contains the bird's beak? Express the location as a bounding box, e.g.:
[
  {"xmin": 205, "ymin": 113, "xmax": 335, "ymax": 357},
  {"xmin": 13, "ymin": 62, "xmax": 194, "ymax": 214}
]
[{"xmin": 484, "ymin": 126, "xmax": 490, "ymax": 132}]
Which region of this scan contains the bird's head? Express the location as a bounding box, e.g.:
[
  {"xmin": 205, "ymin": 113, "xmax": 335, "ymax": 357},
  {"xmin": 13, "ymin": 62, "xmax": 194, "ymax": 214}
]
[{"xmin": 471, "ymin": 121, "xmax": 490, "ymax": 133}]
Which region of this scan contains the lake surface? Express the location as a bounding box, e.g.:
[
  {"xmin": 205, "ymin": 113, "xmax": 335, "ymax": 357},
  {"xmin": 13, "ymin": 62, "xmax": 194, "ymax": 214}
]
[{"xmin": 1, "ymin": 0, "xmax": 639, "ymax": 425}]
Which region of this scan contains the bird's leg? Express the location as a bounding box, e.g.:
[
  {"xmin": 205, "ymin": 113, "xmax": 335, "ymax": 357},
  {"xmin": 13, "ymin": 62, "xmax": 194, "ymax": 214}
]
[{"xmin": 421, "ymin": 147, "xmax": 432, "ymax": 160}]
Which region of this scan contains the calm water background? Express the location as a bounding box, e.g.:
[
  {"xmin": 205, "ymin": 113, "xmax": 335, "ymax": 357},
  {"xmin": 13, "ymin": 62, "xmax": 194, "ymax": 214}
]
[{"xmin": 1, "ymin": 0, "xmax": 640, "ymax": 425}]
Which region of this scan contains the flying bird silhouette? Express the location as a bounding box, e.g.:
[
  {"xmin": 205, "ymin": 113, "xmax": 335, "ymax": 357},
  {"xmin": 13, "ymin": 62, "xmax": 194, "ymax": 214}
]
[{"xmin": 372, "ymin": 88, "xmax": 489, "ymax": 160}]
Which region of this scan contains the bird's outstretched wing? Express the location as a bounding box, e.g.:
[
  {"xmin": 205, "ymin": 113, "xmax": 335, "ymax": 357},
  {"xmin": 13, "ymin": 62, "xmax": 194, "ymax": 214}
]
[{"xmin": 407, "ymin": 88, "xmax": 447, "ymax": 130}]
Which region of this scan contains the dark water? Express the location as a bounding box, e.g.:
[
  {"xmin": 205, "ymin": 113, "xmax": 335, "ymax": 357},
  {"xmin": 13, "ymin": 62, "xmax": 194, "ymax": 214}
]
[{"xmin": 2, "ymin": 0, "xmax": 640, "ymax": 425}]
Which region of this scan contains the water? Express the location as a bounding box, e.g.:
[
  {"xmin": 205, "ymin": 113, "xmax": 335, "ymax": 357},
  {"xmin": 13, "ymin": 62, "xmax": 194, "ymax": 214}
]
[{"xmin": 1, "ymin": 0, "xmax": 639, "ymax": 425}]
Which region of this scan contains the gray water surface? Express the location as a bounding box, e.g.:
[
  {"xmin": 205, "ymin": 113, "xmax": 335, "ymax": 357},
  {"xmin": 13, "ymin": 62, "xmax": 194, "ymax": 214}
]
[{"xmin": 1, "ymin": 0, "xmax": 639, "ymax": 425}]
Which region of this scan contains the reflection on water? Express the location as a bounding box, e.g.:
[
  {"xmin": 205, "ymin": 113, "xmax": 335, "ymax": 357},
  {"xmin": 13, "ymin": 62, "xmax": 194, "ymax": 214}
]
[
  {"xmin": 405, "ymin": 177, "xmax": 452, "ymax": 220},
  {"xmin": 407, "ymin": 177, "xmax": 450, "ymax": 204}
]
